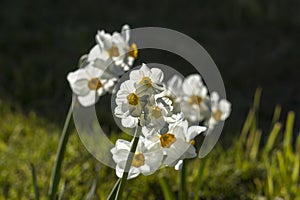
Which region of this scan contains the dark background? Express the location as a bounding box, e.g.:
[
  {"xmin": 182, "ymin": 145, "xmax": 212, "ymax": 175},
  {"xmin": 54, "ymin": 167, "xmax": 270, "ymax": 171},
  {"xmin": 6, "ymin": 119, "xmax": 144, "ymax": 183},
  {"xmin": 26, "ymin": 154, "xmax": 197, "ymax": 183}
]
[{"xmin": 0, "ymin": 0, "xmax": 299, "ymax": 140}]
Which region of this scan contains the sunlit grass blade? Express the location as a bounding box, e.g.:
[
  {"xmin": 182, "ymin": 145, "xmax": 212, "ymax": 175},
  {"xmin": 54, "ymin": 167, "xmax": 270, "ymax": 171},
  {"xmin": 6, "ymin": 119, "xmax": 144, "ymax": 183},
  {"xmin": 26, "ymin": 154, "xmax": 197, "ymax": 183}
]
[
  {"xmin": 250, "ymin": 130, "xmax": 261, "ymax": 160},
  {"xmin": 271, "ymin": 105, "xmax": 281, "ymax": 127},
  {"xmin": 86, "ymin": 178, "xmax": 97, "ymax": 200},
  {"xmin": 158, "ymin": 177, "xmax": 176, "ymax": 200},
  {"xmin": 107, "ymin": 179, "xmax": 121, "ymax": 200},
  {"xmin": 292, "ymin": 154, "xmax": 299, "ymax": 183},
  {"xmin": 30, "ymin": 163, "xmax": 40, "ymax": 200},
  {"xmin": 58, "ymin": 181, "xmax": 66, "ymax": 200},
  {"xmin": 296, "ymin": 133, "xmax": 300, "ymax": 154},
  {"xmin": 239, "ymin": 109, "xmax": 255, "ymax": 144},
  {"xmin": 283, "ymin": 111, "xmax": 294, "ymax": 159},
  {"xmin": 263, "ymin": 123, "xmax": 281, "ymax": 155},
  {"xmin": 48, "ymin": 102, "xmax": 74, "ymax": 200},
  {"xmin": 276, "ymin": 151, "xmax": 286, "ymax": 183}
]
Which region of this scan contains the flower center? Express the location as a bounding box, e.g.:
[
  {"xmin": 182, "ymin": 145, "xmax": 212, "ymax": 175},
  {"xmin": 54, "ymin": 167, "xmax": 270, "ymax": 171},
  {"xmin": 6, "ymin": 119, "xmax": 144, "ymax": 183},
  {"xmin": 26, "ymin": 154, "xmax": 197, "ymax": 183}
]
[
  {"xmin": 188, "ymin": 95, "xmax": 202, "ymax": 105},
  {"xmin": 189, "ymin": 140, "xmax": 195, "ymax": 146},
  {"xmin": 108, "ymin": 45, "xmax": 120, "ymax": 57},
  {"xmin": 127, "ymin": 93, "xmax": 139, "ymax": 105},
  {"xmin": 151, "ymin": 106, "xmax": 162, "ymax": 119},
  {"xmin": 128, "ymin": 43, "xmax": 138, "ymax": 59},
  {"xmin": 88, "ymin": 78, "xmax": 102, "ymax": 90},
  {"xmin": 213, "ymin": 109, "xmax": 222, "ymax": 122},
  {"xmin": 140, "ymin": 77, "xmax": 152, "ymax": 87},
  {"xmin": 131, "ymin": 153, "xmax": 145, "ymax": 167},
  {"xmin": 160, "ymin": 133, "xmax": 176, "ymax": 148},
  {"xmin": 165, "ymin": 95, "xmax": 175, "ymax": 106}
]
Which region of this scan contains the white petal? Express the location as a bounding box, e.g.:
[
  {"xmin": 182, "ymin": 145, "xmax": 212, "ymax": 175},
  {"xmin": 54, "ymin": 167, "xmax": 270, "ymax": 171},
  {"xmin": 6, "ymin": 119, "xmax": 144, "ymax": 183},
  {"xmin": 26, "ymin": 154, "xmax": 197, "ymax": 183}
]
[
  {"xmin": 219, "ymin": 99, "xmax": 231, "ymax": 120},
  {"xmin": 71, "ymin": 79, "xmax": 89, "ymax": 96},
  {"xmin": 150, "ymin": 68, "xmax": 164, "ymax": 84},
  {"xmin": 87, "ymin": 45, "xmax": 109, "ymax": 62},
  {"xmin": 210, "ymin": 91, "xmax": 220, "ymax": 106},
  {"xmin": 85, "ymin": 66, "xmax": 103, "ymax": 78},
  {"xmin": 121, "ymin": 24, "xmax": 130, "ymax": 43},
  {"xmin": 121, "ymin": 116, "xmax": 138, "ymax": 128},
  {"xmin": 187, "ymin": 125, "xmax": 207, "ymax": 141},
  {"xmin": 120, "ymin": 80, "xmax": 135, "ymax": 93},
  {"xmin": 115, "ymin": 139, "xmax": 131, "ymax": 151},
  {"xmin": 77, "ymin": 91, "xmax": 99, "ymax": 107},
  {"xmin": 182, "ymin": 74, "xmax": 203, "ymax": 96}
]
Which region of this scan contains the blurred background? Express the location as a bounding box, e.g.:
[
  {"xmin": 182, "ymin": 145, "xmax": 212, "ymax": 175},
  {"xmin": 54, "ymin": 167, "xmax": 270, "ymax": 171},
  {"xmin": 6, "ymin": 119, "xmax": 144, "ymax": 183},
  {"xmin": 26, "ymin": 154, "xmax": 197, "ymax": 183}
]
[{"xmin": 1, "ymin": 0, "xmax": 299, "ymax": 140}]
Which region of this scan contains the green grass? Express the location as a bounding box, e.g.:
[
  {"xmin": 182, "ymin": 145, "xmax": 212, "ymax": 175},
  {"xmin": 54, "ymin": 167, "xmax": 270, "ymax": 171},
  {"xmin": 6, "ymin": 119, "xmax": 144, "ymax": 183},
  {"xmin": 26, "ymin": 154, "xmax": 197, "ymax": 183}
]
[{"xmin": 0, "ymin": 90, "xmax": 299, "ymax": 199}]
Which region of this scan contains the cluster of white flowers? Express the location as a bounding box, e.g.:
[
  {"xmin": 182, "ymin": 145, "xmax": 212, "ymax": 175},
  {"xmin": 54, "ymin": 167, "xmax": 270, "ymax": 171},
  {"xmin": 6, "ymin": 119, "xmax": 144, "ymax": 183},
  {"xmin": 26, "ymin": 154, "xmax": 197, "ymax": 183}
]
[
  {"xmin": 67, "ymin": 25, "xmax": 138, "ymax": 107},
  {"xmin": 111, "ymin": 64, "xmax": 231, "ymax": 179},
  {"xmin": 66, "ymin": 25, "xmax": 231, "ymax": 180}
]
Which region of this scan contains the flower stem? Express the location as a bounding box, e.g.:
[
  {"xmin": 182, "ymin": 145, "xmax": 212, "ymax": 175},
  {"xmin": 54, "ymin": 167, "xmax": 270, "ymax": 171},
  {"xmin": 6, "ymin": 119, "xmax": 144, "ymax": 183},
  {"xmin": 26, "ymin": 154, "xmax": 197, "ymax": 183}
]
[
  {"xmin": 114, "ymin": 127, "xmax": 141, "ymax": 200},
  {"xmin": 179, "ymin": 159, "xmax": 187, "ymax": 200},
  {"xmin": 48, "ymin": 100, "xmax": 74, "ymax": 200}
]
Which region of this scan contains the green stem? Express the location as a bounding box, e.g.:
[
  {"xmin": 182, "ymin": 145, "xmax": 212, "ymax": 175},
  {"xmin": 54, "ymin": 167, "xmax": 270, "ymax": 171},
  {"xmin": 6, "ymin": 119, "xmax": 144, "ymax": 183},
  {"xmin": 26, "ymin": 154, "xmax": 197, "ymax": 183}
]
[
  {"xmin": 48, "ymin": 101, "xmax": 74, "ymax": 200},
  {"xmin": 114, "ymin": 127, "xmax": 141, "ymax": 200},
  {"xmin": 107, "ymin": 179, "xmax": 121, "ymax": 200},
  {"xmin": 179, "ymin": 160, "xmax": 187, "ymax": 200}
]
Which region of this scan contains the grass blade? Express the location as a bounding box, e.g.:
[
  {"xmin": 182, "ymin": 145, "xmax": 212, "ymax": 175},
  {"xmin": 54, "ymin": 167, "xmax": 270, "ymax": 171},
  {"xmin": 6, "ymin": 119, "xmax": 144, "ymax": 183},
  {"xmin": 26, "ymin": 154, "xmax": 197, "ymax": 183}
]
[
  {"xmin": 263, "ymin": 123, "xmax": 281, "ymax": 155},
  {"xmin": 58, "ymin": 181, "xmax": 66, "ymax": 200},
  {"xmin": 271, "ymin": 105, "xmax": 281, "ymax": 127},
  {"xmin": 30, "ymin": 163, "xmax": 40, "ymax": 200},
  {"xmin": 250, "ymin": 130, "xmax": 262, "ymax": 160},
  {"xmin": 86, "ymin": 178, "xmax": 97, "ymax": 200},
  {"xmin": 283, "ymin": 111, "xmax": 295, "ymax": 159}
]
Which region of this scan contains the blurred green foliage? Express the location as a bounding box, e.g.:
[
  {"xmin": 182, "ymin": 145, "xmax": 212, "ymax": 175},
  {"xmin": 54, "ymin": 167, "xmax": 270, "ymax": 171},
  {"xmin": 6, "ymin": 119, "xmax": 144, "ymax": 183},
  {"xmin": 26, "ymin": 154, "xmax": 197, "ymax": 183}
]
[{"xmin": 0, "ymin": 89, "xmax": 299, "ymax": 199}]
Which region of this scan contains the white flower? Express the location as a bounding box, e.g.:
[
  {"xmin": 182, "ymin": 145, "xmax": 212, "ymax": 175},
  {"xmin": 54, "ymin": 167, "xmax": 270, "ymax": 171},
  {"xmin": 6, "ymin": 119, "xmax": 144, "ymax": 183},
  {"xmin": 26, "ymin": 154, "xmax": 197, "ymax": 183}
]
[
  {"xmin": 129, "ymin": 64, "xmax": 164, "ymax": 95},
  {"xmin": 163, "ymin": 75, "xmax": 184, "ymax": 114},
  {"xmin": 87, "ymin": 24, "xmax": 138, "ymax": 73},
  {"xmin": 181, "ymin": 74, "xmax": 209, "ymax": 123},
  {"xmin": 67, "ymin": 65, "xmax": 116, "ymax": 107},
  {"xmin": 143, "ymin": 95, "xmax": 174, "ymax": 132},
  {"xmin": 111, "ymin": 137, "xmax": 163, "ymax": 179},
  {"xmin": 145, "ymin": 120, "xmax": 206, "ymax": 168},
  {"xmin": 114, "ymin": 80, "xmax": 148, "ymax": 128},
  {"xmin": 208, "ymin": 91, "xmax": 231, "ymax": 127}
]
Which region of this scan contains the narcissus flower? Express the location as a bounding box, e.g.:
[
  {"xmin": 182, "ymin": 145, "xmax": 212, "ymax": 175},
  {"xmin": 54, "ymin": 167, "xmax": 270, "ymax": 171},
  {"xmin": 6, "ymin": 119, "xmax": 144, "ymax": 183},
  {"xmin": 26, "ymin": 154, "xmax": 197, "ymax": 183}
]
[
  {"xmin": 67, "ymin": 65, "xmax": 116, "ymax": 107},
  {"xmin": 87, "ymin": 24, "xmax": 137, "ymax": 74},
  {"xmin": 144, "ymin": 120, "xmax": 206, "ymax": 168},
  {"xmin": 111, "ymin": 137, "xmax": 163, "ymax": 179},
  {"xmin": 114, "ymin": 80, "xmax": 148, "ymax": 128},
  {"xmin": 181, "ymin": 74, "xmax": 209, "ymax": 123},
  {"xmin": 208, "ymin": 91, "xmax": 231, "ymax": 127},
  {"xmin": 129, "ymin": 64, "xmax": 164, "ymax": 95}
]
